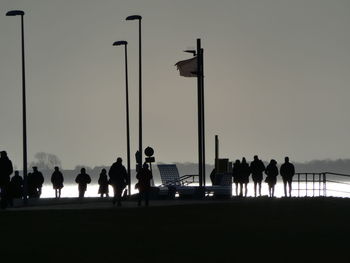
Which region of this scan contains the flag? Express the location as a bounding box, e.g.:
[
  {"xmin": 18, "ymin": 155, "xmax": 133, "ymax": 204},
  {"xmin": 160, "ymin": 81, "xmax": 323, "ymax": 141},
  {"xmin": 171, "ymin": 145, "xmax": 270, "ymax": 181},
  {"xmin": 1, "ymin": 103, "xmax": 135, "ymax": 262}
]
[{"xmin": 175, "ymin": 56, "xmax": 197, "ymax": 77}]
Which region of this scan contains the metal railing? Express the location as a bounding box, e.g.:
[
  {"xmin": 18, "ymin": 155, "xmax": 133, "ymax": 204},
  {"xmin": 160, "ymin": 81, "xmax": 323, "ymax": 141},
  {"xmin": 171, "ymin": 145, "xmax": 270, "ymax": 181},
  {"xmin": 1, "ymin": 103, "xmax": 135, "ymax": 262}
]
[{"xmin": 294, "ymin": 172, "xmax": 350, "ymax": 197}]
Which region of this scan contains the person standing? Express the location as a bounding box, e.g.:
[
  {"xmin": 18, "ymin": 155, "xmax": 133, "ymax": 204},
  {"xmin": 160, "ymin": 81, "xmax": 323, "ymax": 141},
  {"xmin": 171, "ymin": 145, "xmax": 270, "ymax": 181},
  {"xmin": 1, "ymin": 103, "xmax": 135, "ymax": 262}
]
[
  {"xmin": 108, "ymin": 158, "xmax": 128, "ymax": 206},
  {"xmin": 0, "ymin": 151, "xmax": 13, "ymax": 209},
  {"xmin": 32, "ymin": 167, "xmax": 44, "ymax": 198},
  {"xmin": 136, "ymin": 163, "xmax": 153, "ymax": 207},
  {"xmin": 240, "ymin": 157, "xmax": 250, "ymax": 197},
  {"xmin": 98, "ymin": 168, "xmax": 109, "ymax": 198},
  {"xmin": 51, "ymin": 166, "xmax": 64, "ymax": 198},
  {"xmin": 265, "ymin": 159, "xmax": 279, "ymax": 197},
  {"xmin": 280, "ymin": 157, "xmax": 295, "ymax": 197},
  {"xmin": 10, "ymin": 171, "xmax": 23, "ymax": 199},
  {"xmin": 232, "ymin": 159, "xmax": 241, "ymax": 196},
  {"xmin": 75, "ymin": 168, "xmax": 91, "ymax": 198},
  {"xmin": 250, "ymin": 155, "xmax": 266, "ymax": 197}
]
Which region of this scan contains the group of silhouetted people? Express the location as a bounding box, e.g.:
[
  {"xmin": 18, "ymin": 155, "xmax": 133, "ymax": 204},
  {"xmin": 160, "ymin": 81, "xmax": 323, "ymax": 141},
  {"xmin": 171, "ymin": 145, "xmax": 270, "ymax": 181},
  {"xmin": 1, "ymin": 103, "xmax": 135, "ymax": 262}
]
[
  {"xmin": 0, "ymin": 150, "xmax": 153, "ymax": 209},
  {"xmin": 216, "ymin": 155, "xmax": 295, "ymax": 197}
]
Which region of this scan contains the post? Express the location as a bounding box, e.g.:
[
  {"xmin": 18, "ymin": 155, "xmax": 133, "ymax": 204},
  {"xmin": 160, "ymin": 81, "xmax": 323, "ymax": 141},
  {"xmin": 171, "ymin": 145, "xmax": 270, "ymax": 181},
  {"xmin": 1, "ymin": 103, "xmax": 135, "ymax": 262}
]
[
  {"xmin": 200, "ymin": 47, "xmax": 205, "ymax": 186},
  {"xmin": 312, "ymin": 173, "xmax": 315, "ymax": 197},
  {"xmin": 215, "ymin": 135, "xmax": 219, "ymax": 171},
  {"xmin": 138, "ymin": 19, "xmax": 143, "ymax": 171},
  {"xmin": 305, "ymin": 173, "xmax": 308, "ymax": 197},
  {"xmin": 319, "ymin": 173, "xmax": 321, "ymax": 196},
  {"xmin": 21, "ymin": 15, "xmax": 28, "ymax": 203},
  {"xmin": 323, "ymin": 173, "xmax": 327, "ymax": 197},
  {"xmin": 298, "ymin": 173, "xmax": 300, "ymax": 197},
  {"xmin": 124, "ymin": 44, "xmax": 131, "ymax": 196},
  {"xmin": 196, "ymin": 39, "xmax": 203, "ymax": 187}
]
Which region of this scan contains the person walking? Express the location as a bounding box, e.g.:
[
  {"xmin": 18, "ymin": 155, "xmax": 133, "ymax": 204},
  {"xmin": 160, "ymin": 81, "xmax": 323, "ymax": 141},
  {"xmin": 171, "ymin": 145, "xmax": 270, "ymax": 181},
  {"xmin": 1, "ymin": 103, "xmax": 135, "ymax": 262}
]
[
  {"xmin": 136, "ymin": 163, "xmax": 153, "ymax": 207},
  {"xmin": 10, "ymin": 171, "xmax": 23, "ymax": 199},
  {"xmin": 265, "ymin": 159, "xmax": 279, "ymax": 197},
  {"xmin": 98, "ymin": 168, "xmax": 109, "ymax": 198},
  {"xmin": 0, "ymin": 151, "xmax": 14, "ymax": 209},
  {"xmin": 250, "ymin": 155, "xmax": 266, "ymax": 197},
  {"xmin": 232, "ymin": 159, "xmax": 241, "ymax": 196},
  {"xmin": 51, "ymin": 166, "xmax": 64, "ymax": 198},
  {"xmin": 240, "ymin": 157, "xmax": 250, "ymax": 197},
  {"xmin": 32, "ymin": 167, "xmax": 44, "ymax": 198},
  {"xmin": 108, "ymin": 158, "xmax": 128, "ymax": 206},
  {"xmin": 75, "ymin": 168, "xmax": 91, "ymax": 198},
  {"xmin": 280, "ymin": 157, "xmax": 295, "ymax": 197}
]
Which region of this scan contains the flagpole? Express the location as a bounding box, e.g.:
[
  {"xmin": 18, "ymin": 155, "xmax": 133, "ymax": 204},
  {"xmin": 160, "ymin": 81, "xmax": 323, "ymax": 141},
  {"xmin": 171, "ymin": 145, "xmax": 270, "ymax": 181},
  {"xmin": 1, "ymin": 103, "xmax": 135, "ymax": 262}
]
[{"xmin": 197, "ymin": 38, "xmax": 203, "ymax": 187}]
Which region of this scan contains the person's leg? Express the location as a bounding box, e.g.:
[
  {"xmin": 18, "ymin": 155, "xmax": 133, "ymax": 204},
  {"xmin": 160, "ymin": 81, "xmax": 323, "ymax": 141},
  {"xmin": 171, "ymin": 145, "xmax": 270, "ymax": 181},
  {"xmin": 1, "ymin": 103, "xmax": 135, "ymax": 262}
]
[
  {"xmin": 245, "ymin": 183, "xmax": 248, "ymax": 197},
  {"xmin": 254, "ymin": 182, "xmax": 257, "ymax": 197},
  {"xmin": 235, "ymin": 183, "xmax": 238, "ymax": 196},
  {"xmin": 258, "ymin": 182, "xmax": 262, "ymax": 196},
  {"xmin": 58, "ymin": 189, "xmax": 61, "ymax": 198},
  {"xmin": 117, "ymin": 189, "xmax": 122, "ymax": 206},
  {"xmin": 288, "ymin": 181, "xmax": 292, "ymax": 197},
  {"xmin": 283, "ymin": 180, "xmax": 287, "ymax": 197},
  {"xmin": 272, "ymin": 186, "xmax": 275, "ymax": 197},
  {"xmin": 239, "ymin": 183, "xmax": 243, "ymax": 196}
]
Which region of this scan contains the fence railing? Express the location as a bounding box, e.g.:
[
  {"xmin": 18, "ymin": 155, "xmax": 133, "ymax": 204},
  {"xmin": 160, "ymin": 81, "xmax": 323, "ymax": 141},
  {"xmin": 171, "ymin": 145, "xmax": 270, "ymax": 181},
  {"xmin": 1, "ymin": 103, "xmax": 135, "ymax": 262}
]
[{"xmin": 294, "ymin": 172, "xmax": 350, "ymax": 197}]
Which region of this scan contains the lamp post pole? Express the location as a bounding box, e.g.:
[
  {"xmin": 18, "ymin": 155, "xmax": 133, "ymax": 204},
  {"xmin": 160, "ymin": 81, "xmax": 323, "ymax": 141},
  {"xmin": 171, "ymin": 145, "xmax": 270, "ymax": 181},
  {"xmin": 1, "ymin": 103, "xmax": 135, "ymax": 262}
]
[
  {"xmin": 126, "ymin": 15, "xmax": 142, "ymax": 171},
  {"xmin": 113, "ymin": 41, "xmax": 131, "ymax": 196},
  {"xmin": 6, "ymin": 10, "xmax": 28, "ymax": 203}
]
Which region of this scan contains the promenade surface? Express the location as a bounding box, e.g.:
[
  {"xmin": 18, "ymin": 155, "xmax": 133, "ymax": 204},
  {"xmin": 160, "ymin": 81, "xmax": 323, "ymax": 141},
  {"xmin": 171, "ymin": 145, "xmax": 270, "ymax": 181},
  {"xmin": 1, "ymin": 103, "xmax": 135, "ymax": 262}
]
[{"xmin": 1, "ymin": 196, "xmax": 350, "ymax": 262}]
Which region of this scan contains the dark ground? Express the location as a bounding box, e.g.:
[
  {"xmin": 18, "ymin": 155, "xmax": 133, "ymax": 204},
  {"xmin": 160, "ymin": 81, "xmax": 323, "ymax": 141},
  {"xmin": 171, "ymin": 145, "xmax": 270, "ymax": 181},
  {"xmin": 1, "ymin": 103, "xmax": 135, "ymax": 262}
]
[{"xmin": 1, "ymin": 197, "xmax": 349, "ymax": 262}]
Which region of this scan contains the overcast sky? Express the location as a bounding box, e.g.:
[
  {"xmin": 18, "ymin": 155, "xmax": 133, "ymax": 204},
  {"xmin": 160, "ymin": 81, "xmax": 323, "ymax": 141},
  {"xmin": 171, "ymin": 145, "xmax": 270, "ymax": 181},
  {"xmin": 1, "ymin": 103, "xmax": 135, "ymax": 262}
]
[{"xmin": 1, "ymin": 0, "xmax": 350, "ymax": 169}]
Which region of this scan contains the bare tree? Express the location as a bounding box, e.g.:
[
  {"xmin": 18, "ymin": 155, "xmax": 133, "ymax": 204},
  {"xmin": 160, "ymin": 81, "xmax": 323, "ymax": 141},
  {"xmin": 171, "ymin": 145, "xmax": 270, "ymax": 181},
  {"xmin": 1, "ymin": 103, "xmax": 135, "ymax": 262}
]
[{"xmin": 30, "ymin": 152, "xmax": 62, "ymax": 170}]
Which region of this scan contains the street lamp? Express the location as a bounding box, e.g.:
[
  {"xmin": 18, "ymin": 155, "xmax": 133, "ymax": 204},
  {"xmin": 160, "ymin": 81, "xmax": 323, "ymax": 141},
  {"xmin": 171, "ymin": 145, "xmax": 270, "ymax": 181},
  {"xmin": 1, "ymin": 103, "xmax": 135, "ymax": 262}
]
[
  {"xmin": 125, "ymin": 15, "xmax": 143, "ymax": 171},
  {"xmin": 6, "ymin": 10, "xmax": 28, "ymax": 202},
  {"xmin": 113, "ymin": 40, "xmax": 131, "ymax": 196}
]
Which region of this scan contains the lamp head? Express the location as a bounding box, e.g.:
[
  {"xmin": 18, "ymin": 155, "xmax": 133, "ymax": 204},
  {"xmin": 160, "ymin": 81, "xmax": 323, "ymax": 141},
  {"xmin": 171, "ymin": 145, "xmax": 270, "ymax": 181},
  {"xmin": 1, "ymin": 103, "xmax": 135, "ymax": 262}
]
[
  {"xmin": 126, "ymin": 15, "xmax": 142, "ymax": 21},
  {"xmin": 184, "ymin": 50, "xmax": 196, "ymax": 56},
  {"xmin": 6, "ymin": 10, "xmax": 25, "ymax": 16},
  {"xmin": 113, "ymin": 41, "xmax": 128, "ymax": 46}
]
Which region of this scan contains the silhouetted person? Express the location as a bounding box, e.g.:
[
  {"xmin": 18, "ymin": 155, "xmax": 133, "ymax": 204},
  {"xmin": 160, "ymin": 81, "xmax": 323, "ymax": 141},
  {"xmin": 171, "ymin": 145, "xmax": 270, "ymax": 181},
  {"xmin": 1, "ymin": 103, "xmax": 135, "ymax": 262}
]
[
  {"xmin": 31, "ymin": 167, "xmax": 44, "ymax": 198},
  {"xmin": 10, "ymin": 171, "xmax": 23, "ymax": 199},
  {"xmin": 240, "ymin": 157, "xmax": 250, "ymax": 197},
  {"xmin": 0, "ymin": 151, "xmax": 13, "ymax": 209},
  {"xmin": 136, "ymin": 163, "xmax": 153, "ymax": 207},
  {"xmin": 75, "ymin": 168, "xmax": 91, "ymax": 198},
  {"xmin": 108, "ymin": 157, "xmax": 128, "ymax": 206},
  {"xmin": 98, "ymin": 168, "xmax": 109, "ymax": 198},
  {"xmin": 265, "ymin": 159, "xmax": 278, "ymax": 197},
  {"xmin": 51, "ymin": 167, "xmax": 64, "ymax": 198},
  {"xmin": 232, "ymin": 160, "xmax": 241, "ymax": 196},
  {"xmin": 250, "ymin": 155, "xmax": 266, "ymax": 197},
  {"xmin": 280, "ymin": 157, "xmax": 295, "ymax": 197},
  {"xmin": 27, "ymin": 172, "xmax": 38, "ymax": 198}
]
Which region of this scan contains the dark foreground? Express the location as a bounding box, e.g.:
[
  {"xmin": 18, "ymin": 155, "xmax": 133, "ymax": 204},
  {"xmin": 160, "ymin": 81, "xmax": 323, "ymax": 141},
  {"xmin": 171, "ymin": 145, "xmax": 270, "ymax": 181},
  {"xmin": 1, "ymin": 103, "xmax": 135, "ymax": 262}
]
[{"xmin": 1, "ymin": 197, "xmax": 350, "ymax": 262}]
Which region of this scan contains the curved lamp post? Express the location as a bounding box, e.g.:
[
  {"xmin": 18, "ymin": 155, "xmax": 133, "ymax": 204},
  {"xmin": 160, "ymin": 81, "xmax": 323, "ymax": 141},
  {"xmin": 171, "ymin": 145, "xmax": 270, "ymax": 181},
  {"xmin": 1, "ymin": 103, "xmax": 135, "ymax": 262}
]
[
  {"xmin": 113, "ymin": 40, "xmax": 131, "ymax": 196},
  {"xmin": 125, "ymin": 15, "xmax": 142, "ymax": 171},
  {"xmin": 6, "ymin": 10, "xmax": 28, "ymax": 202}
]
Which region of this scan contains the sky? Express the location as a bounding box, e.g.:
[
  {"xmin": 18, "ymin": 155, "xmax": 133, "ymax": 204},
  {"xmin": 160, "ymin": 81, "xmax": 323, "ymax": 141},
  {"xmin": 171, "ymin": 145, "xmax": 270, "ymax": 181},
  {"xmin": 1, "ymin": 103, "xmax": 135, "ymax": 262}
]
[{"xmin": 1, "ymin": 0, "xmax": 350, "ymax": 169}]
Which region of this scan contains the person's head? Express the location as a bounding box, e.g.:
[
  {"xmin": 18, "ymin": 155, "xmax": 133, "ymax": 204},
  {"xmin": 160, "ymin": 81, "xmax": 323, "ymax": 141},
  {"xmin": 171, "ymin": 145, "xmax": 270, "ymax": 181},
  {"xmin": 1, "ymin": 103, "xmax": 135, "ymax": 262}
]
[
  {"xmin": 235, "ymin": 159, "xmax": 240, "ymax": 165},
  {"xmin": 54, "ymin": 166, "xmax": 59, "ymax": 171},
  {"xmin": 0, "ymin": 151, "xmax": 7, "ymax": 158},
  {"xmin": 143, "ymin": 163, "xmax": 149, "ymax": 169},
  {"xmin": 254, "ymin": 155, "xmax": 258, "ymax": 161},
  {"xmin": 285, "ymin": 156, "xmax": 289, "ymax": 163},
  {"xmin": 81, "ymin": 168, "xmax": 86, "ymax": 173},
  {"xmin": 270, "ymin": 159, "xmax": 277, "ymax": 165},
  {"xmin": 14, "ymin": 170, "xmax": 19, "ymax": 176},
  {"xmin": 102, "ymin": 168, "xmax": 106, "ymax": 174},
  {"xmin": 242, "ymin": 157, "xmax": 246, "ymax": 163},
  {"xmin": 33, "ymin": 166, "xmax": 38, "ymax": 172},
  {"xmin": 117, "ymin": 157, "xmax": 122, "ymax": 163}
]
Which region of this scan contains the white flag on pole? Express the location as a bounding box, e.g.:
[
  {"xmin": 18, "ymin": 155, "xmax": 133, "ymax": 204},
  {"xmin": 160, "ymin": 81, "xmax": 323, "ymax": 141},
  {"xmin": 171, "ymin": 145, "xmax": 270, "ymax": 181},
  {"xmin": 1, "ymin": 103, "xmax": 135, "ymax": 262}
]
[{"xmin": 175, "ymin": 57, "xmax": 197, "ymax": 77}]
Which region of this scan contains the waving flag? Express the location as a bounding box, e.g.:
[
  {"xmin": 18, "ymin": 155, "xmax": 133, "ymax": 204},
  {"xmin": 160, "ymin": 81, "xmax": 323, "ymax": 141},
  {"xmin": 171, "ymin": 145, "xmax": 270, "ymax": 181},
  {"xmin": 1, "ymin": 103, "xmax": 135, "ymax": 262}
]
[{"xmin": 175, "ymin": 57, "xmax": 197, "ymax": 77}]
